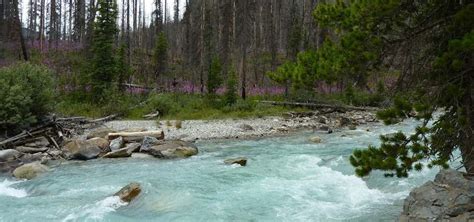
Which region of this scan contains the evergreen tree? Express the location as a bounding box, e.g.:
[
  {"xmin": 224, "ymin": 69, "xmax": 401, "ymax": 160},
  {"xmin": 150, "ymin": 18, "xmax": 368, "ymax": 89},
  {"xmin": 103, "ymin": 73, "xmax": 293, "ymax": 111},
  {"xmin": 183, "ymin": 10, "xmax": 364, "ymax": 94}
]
[
  {"xmin": 90, "ymin": 0, "xmax": 118, "ymax": 101},
  {"xmin": 224, "ymin": 66, "xmax": 238, "ymax": 106},
  {"xmin": 117, "ymin": 43, "xmax": 131, "ymax": 92},
  {"xmin": 153, "ymin": 32, "xmax": 168, "ymax": 89},
  {"xmin": 309, "ymin": 1, "xmax": 474, "ymax": 177},
  {"xmin": 207, "ymin": 56, "xmax": 222, "ymax": 95}
]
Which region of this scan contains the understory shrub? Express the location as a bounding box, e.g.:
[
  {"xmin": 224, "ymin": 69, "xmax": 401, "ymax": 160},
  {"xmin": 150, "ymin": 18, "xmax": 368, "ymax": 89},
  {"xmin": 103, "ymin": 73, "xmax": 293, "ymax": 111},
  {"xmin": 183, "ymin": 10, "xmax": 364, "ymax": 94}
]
[{"xmin": 0, "ymin": 63, "xmax": 55, "ymax": 132}]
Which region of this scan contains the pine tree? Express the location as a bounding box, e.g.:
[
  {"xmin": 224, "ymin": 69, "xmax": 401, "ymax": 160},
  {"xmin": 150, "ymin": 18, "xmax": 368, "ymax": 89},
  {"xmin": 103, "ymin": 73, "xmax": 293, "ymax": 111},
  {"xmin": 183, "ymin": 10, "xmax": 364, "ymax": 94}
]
[
  {"xmin": 309, "ymin": 1, "xmax": 474, "ymax": 177},
  {"xmin": 117, "ymin": 43, "xmax": 130, "ymax": 92},
  {"xmin": 90, "ymin": 0, "xmax": 118, "ymax": 101},
  {"xmin": 224, "ymin": 66, "xmax": 238, "ymax": 106},
  {"xmin": 207, "ymin": 56, "xmax": 222, "ymax": 95},
  {"xmin": 153, "ymin": 32, "xmax": 168, "ymax": 89}
]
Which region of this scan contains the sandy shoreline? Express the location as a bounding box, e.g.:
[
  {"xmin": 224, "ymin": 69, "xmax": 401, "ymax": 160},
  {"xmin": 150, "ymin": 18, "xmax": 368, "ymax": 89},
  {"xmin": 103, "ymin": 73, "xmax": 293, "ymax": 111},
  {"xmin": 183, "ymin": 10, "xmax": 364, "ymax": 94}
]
[{"xmin": 104, "ymin": 110, "xmax": 379, "ymax": 142}]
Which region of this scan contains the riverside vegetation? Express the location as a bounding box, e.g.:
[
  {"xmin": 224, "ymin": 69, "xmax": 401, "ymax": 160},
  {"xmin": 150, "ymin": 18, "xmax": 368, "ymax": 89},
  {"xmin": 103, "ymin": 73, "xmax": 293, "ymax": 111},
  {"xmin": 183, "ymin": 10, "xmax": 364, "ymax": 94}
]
[{"xmin": 1, "ymin": 0, "xmax": 473, "ymax": 221}]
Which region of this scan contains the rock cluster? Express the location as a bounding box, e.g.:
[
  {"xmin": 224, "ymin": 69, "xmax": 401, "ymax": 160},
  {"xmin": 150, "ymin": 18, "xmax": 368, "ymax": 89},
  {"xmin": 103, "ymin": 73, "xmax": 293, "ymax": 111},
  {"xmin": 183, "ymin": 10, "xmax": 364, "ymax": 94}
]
[
  {"xmin": 2, "ymin": 128, "xmax": 199, "ymax": 180},
  {"xmin": 400, "ymin": 169, "xmax": 474, "ymax": 221}
]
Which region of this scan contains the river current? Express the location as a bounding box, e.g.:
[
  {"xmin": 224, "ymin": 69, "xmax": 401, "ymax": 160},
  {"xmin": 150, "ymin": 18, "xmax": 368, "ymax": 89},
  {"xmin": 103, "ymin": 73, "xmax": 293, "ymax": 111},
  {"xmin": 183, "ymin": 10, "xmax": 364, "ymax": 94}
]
[{"xmin": 0, "ymin": 119, "xmax": 438, "ymax": 221}]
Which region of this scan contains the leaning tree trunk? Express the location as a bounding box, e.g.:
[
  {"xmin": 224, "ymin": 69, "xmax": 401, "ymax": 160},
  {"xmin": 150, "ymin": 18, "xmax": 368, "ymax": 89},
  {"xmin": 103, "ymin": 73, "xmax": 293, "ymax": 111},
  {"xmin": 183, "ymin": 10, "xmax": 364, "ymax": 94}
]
[{"xmin": 460, "ymin": 72, "xmax": 474, "ymax": 175}]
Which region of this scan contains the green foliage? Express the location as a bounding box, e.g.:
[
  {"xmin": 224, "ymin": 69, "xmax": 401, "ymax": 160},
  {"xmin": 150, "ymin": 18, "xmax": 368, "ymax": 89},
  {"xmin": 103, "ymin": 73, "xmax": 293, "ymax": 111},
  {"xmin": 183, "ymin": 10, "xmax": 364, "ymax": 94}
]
[
  {"xmin": 224, "ymin": 66, "xmax": 238, "ymax": 106},
  {"xmin": 0, "ymin": 63, "xmax": 54, "ymax": 131},
  {"xmin": 324, "ymin": 1, "xmax": 474, "ymax": 176},
  {"xmin": 117, "ymin": 43, "xmax": 131, "ymax": 91},
  {"xmin": 207, "ymin": 56, "xmax": 222, "ymax": 95},
  {"xmin": 153, "ymin": 32, "xmax": 168, "ymax": 83},
  {"xmin": 90, "ymin": 0, "xmax": 119, "ymax": 102}
]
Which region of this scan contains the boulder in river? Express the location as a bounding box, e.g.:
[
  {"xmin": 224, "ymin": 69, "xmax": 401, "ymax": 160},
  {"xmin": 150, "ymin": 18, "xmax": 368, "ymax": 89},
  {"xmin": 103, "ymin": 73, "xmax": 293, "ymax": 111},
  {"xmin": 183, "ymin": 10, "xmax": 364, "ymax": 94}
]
[
  {"xmin": 224, "ymin": 157, "xmax": 247, "ymax": 166},
  {"xmin": 13, "ymin": 162, "xmax": 49, "ymax": 180},
  {"xmin": 0, "ymin": 149, "xmax": 21, "ymax": 161},
  {"xmin": 64, "ymin": 140, "xmax": 102, "ymax": 160},
  {"xmin": 147, "ymin": 140, "xmax": 198, "ymax": 159},
  {"xmin": 400, "ymin": 169, "xmax": 474, "ymax": 221},
  {"xmin": 87, "ymin": 137, "xmax": 110, "ymax": 151},
  {"xmin": 109, "ymin": 137, "xmax": 124, "ymax": 151},
  {"xmin": 114, "ymin": 182, "xmax": 141, "ymax": 203},
  {"xmin": 309, "ymin": 136, "xmax": 322, "ymax": 143}
]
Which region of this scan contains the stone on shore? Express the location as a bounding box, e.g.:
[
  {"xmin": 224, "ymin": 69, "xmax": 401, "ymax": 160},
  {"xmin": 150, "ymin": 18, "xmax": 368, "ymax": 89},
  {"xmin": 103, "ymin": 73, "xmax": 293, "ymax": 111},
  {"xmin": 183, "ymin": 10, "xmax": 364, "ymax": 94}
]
[
  {"xmin": 238, "ymin": 124, "xmax": 254, "ymax": 131},
  {"xmin": 15, "ymin": 146, "xmax": 48, "ymax": 154},
  {"xmin": 109, "ymin": 137, "xmax": 124, "ymax": 151},
  {"xmin": 103, "ymin": 143, "xmax": 141, "ymax": 158},
  {"xmin": 103, "ymin": 148, "xmax": 131, "ymax": 158},
  {"xmin": 224, "ymin": 157, "xmax": 247, "ymax": 166},
  {"xmin": 0, "ymin": 149, "xmax": 21, "ymax": 161},
  {"xmin": 147, "ymin": 140, "xmax": 198, "ymax": 158},
  {"xmin": 309, "ymin": 136, "xmax": 322, "ymax": 143},
  {"xmin": 13, "ymin": 162, "xmax": 49, "ymax": 180},
  {"xmin": 400, "ymin": 169, "xmax": 474, "ymax": 221},
  {"xmin": 114, "ymin": 183, "xmax": 141, "ymax": 203},
  {"xmin": 64, "ymin": 140, "xmax": 102, "ymax": 160},
  {"xmin": 140, "ymin": 136, "xmax": 163, "ymax": 152},
  {"xmin": 87, "ymin": 127, "xmax": 116, "ymax": 139},
  {"xmin": 87, "ymin": 137, "xmax": 110, "ymax": 151}
]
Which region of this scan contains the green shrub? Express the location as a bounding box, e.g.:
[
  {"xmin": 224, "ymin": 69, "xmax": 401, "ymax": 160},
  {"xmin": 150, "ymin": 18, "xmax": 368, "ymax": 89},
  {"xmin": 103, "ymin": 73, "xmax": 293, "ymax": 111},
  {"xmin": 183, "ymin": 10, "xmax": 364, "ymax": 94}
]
[
  {"xmin": 224, "ymin": 67, "xmax": 238, "ymax": 106},
  {"xmin": 0, "ymin": 63, "xmax": 54, "ymax": 131}
]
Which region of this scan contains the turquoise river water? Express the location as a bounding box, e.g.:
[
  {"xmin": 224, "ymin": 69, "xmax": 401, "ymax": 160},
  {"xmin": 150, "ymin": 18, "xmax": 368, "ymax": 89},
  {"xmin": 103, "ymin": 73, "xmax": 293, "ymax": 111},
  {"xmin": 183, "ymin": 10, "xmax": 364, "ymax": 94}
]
[{"xmin": 0, "ymin": 120, "xmax": 439, "ymax": 222}]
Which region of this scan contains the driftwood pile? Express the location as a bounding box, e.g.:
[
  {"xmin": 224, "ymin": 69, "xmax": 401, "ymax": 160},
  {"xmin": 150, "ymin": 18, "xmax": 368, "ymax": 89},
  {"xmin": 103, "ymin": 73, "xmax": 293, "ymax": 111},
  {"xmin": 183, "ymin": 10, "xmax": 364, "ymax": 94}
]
[{"xmin": 0, "ymin": 115, "xmax": 117, "ymax": 150}]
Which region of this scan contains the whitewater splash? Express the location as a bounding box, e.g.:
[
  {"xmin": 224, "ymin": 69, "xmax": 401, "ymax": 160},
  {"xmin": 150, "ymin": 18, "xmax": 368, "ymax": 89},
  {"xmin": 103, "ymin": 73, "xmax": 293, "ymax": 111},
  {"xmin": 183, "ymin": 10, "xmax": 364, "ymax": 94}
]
[
  {"xmin": 63, "ymin": 196, "xmax": 127, "ymax": 221},
  {"xmin": 0, "ymin": 179, "xmax": 27, "ymax": 198}
]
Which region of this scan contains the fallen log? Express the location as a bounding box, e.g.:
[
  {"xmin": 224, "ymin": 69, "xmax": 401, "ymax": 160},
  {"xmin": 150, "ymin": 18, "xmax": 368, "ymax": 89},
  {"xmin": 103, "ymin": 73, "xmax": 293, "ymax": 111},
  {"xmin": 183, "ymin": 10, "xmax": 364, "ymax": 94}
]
[
  {"xmin": 107, "ymin": 131, "xmax": 165, "ymax": 142},
  {"xmin": 0, "ymin": 121, "xmax": 54, "ymax": 148},
  {"xmin": 259, "ymin": 100, "xmax": 379, "ymax": 112}
]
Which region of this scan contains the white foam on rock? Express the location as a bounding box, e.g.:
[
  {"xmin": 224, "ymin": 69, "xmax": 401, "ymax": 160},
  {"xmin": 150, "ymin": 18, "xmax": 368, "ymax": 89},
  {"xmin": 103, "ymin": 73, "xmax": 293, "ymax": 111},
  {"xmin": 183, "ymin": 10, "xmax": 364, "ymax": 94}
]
[
  {"xmin": 0, "ymin": 179, "xmax": 27, "ymax": 198},
  {"xmin": 62, "ymin": 196, "xmax": 127, "ymax": 221}
]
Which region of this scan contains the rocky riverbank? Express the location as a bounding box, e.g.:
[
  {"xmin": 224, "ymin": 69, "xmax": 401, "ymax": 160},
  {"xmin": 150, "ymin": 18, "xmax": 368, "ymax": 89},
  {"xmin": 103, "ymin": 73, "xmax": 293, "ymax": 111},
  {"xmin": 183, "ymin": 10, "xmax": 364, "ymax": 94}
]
[
  {"xmin": 104, "ymin": 110, "xmax": 378, "ymax": 141},
  {"xmin": 400, "ymin": 169, "xmax": 474, "ymax": 221}
]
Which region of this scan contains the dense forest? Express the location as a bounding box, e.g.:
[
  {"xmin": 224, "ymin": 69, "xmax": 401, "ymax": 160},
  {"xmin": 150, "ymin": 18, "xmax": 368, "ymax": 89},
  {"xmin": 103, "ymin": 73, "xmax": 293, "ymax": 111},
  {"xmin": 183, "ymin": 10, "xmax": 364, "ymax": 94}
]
[{"xmin": 1, "ymin": 0, "xmax": 473, "ymax": 186}]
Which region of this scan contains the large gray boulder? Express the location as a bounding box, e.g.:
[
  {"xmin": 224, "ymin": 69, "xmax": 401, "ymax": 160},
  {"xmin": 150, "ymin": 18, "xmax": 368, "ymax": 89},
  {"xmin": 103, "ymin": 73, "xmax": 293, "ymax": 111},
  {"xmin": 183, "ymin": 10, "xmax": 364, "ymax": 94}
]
[
  {"xmin": 13, "ymin": 162, "xmax": 49, "ymax": 180},
  {"xmin": 400, "ymin": 169, "xmax": 474, "ymax": 221},
  {"xmin": 0, "ymin": 149, "xmax": 21, "ymax": 161},
  {"xmin": 147, "ymin": 140, "xmax": 198, "ymax": 159},
  {"xmin": 15, "ymin": 146, "xmax": 48, "ymax": 154},
  {"xmin": 109, "ymin": 137, "xmax": 124, "ymax": 151},
  {"xmin": 64, "ymin": 140, "xmax": 102, "ymax": 160},
  {"xmin": 87, "ymin": 137, "xmax": 110, "ymax": 152},
  {"xmin": 140, "ymin": 136, "xmax": 162, "ymax": 152}
]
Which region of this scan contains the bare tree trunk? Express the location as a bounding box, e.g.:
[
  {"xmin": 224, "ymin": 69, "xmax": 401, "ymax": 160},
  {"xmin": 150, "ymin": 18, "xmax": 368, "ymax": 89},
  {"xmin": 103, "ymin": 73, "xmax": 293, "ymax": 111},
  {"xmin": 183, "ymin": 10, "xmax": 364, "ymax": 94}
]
[{"xmin": 13, "ymin": 0, "xmax": 28, "ymax": 60}]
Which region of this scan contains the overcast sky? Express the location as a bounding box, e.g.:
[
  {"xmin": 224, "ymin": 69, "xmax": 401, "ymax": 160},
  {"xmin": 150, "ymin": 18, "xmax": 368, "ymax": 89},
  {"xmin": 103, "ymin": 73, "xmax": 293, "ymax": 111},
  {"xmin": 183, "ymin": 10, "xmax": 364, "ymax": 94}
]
[{"xmin": 21, "ymin": 0, "xmax": 186, "ymax": 27}]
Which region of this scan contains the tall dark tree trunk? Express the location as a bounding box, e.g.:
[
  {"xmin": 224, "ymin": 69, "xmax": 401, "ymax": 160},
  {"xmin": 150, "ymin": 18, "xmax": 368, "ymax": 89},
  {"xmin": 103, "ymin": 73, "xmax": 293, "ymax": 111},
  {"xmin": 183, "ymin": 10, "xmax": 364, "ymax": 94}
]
[
  {"xmin": 13, "ymin": 0, "xmax": 28, "ymax": 60},
  {"xmin": 461, "ymin": 73, "xmax": 474, "ymax": 175}
]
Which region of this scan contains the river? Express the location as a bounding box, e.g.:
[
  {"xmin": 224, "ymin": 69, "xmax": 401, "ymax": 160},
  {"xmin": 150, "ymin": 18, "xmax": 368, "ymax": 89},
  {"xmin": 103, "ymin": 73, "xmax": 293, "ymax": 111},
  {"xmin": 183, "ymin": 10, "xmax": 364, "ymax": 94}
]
[{"xmin": 0, "ymin": 119, "xmax": 438, "ymax": 221}]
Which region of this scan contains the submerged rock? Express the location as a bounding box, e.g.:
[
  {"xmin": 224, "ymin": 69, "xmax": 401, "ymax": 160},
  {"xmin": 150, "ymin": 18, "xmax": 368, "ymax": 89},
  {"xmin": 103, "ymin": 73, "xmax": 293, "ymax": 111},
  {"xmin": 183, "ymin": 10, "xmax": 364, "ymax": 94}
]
[
  {"xmin": 0, "ymin": 149, "xmax": 21, "ymax": 161},
  {"xmin": 109, "ymin": 137, "xmax": 124, "ymax": 151},
  {"xmin": 64, "ymin": 140, "xmax": 102, "ymax": 160},
  {"xmin": 400, "ymin": 169, "xmax": 474, "ymax": 221},
  {"xmin": 114, "ymin": 183, "xmax": 141, "ymax": 203},
  {"xmin": 147, "ymin": 140, "xmax": 198, "ymax": 159},
  {"xmin": 224, "ymin": 157, "xmax": 247, "ymax": 166},
  {"xmin": 309, "ymin": 136, "xmax": 322, "ymax": 143},
  {"xmin": 13, "ymin": 162, "xmax": 49, "ymax": 180}
]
